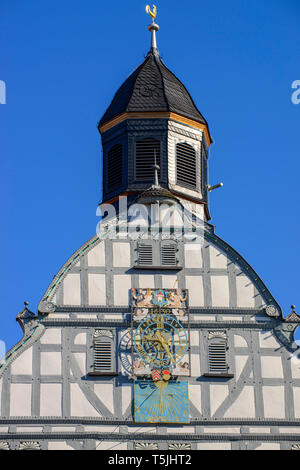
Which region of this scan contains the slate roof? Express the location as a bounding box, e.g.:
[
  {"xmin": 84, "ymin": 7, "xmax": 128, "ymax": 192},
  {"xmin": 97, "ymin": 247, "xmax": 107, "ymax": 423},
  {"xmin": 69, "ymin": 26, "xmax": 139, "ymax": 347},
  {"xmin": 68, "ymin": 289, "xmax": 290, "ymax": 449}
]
[{"xmin": 99, "ymin": 51, "xmax": 208, "ymax": 127}]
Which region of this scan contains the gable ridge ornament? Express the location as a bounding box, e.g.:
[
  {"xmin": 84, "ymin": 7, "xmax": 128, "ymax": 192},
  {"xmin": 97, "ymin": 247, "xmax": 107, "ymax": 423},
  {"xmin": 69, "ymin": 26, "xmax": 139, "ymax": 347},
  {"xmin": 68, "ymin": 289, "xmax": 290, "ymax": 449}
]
[{"xmin": 285, "ymin": 305, "xmax": 300, "ymax": 323}]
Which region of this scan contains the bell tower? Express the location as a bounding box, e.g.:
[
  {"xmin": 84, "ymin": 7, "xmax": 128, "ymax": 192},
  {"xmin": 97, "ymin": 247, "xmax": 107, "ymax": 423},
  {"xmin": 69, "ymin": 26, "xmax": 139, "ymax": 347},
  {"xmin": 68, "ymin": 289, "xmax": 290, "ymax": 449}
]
[{"xmin": 98, "ymin": 10, "xmax": 212, "ymax": 219}]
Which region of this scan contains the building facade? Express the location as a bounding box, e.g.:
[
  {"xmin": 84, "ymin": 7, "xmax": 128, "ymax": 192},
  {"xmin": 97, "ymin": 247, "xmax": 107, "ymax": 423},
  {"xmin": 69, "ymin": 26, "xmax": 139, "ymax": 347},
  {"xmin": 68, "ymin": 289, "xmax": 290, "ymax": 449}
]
[{"xmin": 1, "ymin": 14, "xmax": 300, "ymax": 451}]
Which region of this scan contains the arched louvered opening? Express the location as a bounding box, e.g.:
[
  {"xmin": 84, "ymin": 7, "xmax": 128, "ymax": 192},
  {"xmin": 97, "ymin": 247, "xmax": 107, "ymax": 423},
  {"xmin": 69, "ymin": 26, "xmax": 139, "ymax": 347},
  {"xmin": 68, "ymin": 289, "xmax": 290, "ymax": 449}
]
[
  {"xmin": 161, "ymin": 242, "xmax": 177, "ymax": 267},
  {"xmin": 208, "ymin": 339, "xmax": 228, "ymax": 374},
  {"xmin": 135, "ymin": 138, "xmax": 161, "ymax": 181},
  {"xmin": 176, "ymin": 142, "xmax": 197, "ymax": 190},
  {"xmin": 107, "ymin": 144, "xmax": 123, "ymax": 191}
]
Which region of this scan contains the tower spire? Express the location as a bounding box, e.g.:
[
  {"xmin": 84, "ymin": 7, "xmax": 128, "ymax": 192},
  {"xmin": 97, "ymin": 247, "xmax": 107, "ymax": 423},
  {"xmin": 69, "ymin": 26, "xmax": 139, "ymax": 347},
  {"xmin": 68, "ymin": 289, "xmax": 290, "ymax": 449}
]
[{"xmin": 146, "ymin": 4, "xmax": 159, "ymax": 55}]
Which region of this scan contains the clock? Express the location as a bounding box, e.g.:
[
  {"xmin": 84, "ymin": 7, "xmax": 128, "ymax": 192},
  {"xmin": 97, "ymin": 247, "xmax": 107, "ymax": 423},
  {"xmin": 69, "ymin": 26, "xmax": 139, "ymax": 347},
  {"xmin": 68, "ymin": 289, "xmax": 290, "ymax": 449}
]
[
  {"xmin": 134, "ymin": 380, "xmax": 190, "ymax": 423},
  {"xmin": 133, "ymin": 314, "xmax": 188, "ymax": 369}
]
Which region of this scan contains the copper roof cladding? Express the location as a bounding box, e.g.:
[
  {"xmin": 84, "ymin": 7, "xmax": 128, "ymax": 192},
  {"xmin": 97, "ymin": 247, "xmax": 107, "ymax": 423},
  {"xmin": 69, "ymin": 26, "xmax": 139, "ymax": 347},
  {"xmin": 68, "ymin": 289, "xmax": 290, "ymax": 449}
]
[{"xmin": 99, "ymin": 51, "xmax": 208, "ymax": 128}]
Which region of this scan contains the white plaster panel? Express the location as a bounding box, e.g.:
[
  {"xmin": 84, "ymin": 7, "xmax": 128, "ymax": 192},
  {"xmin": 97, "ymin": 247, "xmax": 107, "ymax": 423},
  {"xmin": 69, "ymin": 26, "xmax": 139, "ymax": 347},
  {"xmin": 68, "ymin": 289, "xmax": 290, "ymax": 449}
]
[
  {"xmin": 73, "ymin": 353, "xmax": 86, "ymax": 376},
  {"xmin": 47, "ymin": 314, "xmax": 69, "ymax": 319},
  {"xmin": 263, "ymin": 386, "xmax": 285, "ymax": 418},
  {"xmin": 184, "ymin": 244, "xmax": 203, "ymax": 268},
  {"xmin": 138, "ymin": 275, "xmax": 155, "ymax": 288},
  {"xmin": 88, "ymin": 241, "xmax": 105, "ymax": 267},
  {"xmin": 224, "ymin": 386, "xmax": 255, "ymax": 418},
  {"xmin": 85, "ymin": 426, "xmax": 119, "ymax": 432},
  {"xmin": 70, "ymin": 383, "xmax": 100, "ymax": 417},
  {"xmin": 40, "ymin": 352, "xmax": 62, "ymax": 376},
  {"xmin": 185, "ymin": 276, "xmax": 204, "ymax": 307},
  {"xmin": 234, "ymin": 335, "xmax": 248, "ymax": 348},
  {"xmin": 255, "ymin": 443, "xmax": 281, "ymax": 450},
  {"xmin": 293, "ymin": 388, "xmax": 300, "ymax": 418},
  {"xmin": 122, "ymin": 385, "xmax": 132, "ymax": 414},
  {"xmin": 279, "ymin": 427, "xmax": 300, "ymax": 433},
  {"xmin": 40, "ymin": 384, "xmax": 62, "ymax": 416},
  {"xmin": 74, "ymin": 333, "xmax": 87, "ymax": 345},
  {"xmin": 236, "ymin": 275, "xmax": 255, "ymax": 308},
  {"xmin": 193, "ymin": 315, "xmax": 216, "ymax": 321},
  {"xmin": 209, "ymin": 246, "xmax": 228, "ymax": 269},
  {"xmin": 235, "ymin": 356, "xmax": 249, "ymax": 381},
  {"xmin": 161, "ymin": 275, "xmax": 177, "ymax": 289},
  {"xmin": 261, "ymin": 356, "xmax": 283, "ymax": 379},
  {"xmin": 166, "ymin": 427, "xmax": 194, "ymax": 433},
  {"xmin": 10, "ymin": 384, "xmax": 32, "ymax": 416},
  {"xmin": 259, "ymin": 330, "xmax": 282, "ymax": 349},
  {"xmin": 127, "ymin": 427, "xmax": 156, "ymax": 433},
  {"xmin": 10, "ymin": 347, "xmax": 32, "ymax": 375},
  {"xmin": 203, "ymin": 427, "xmax": 240, "ymax": 434},
  {"xmin": 96, "ymin": 441, "xmax": 127, "ymax": 450},
  {"xmin": 191, "ymin": 354, "xmax": 201, "ymax": 377},
  {"xmin": 197, "ymin": 443, "xmax": 231, "ymax": 450},
  {"xmin": 211, "ymin": 276, "xmax": 229, "ymax": 307},
  {"xmin": 88, "ymin": 273, "xmax": 106, "ymax": 305},
  {"xmin": 48, "ymin": 442, "xmax": 74, "ymax": 450},
  {"xmin": 0, "ymin": 380, "xmax": 2, "ymax": 415},
  {"xmin": 104, "ymin": 314, "xmax": 123, "ymax": 320},
  {"xmin": 63, "ymin": 273, "xmax": 81, "ymax": 305},
  {"xmin": 113, "ymin": 242, "xmax": 131, "ymax": 267},
  {"xmin": 94, "ymin": 383, "xmax": 114, "ymax": 414},
  {"xmin": 249, "ymin": 427, "xmax": 271, "ymax": 434},
  {"xmin": 51, "ymin": 427, "xmax": 77, "ymax": 432},
  {"xmin": 0, "ymin": 427, "xmax": 8, "ymax": 433},
  {"xmin": 190, "ymin": 331, "xmax": 199, "ymax": 347},
  {"xmin": 291, "ymin": 355, "xmax": 300, "ymax": 379},
  {"xmin": 114, "ymin": 275, "xmax": 131, "ymax": 305},
  {"xmin": 188, "ymin": 384, "xmax": 201, "ymax": 413},
  {"xmin": 16, "ymin": 427, "xmax": 43, "ymax": 432},
  {"xmin": 40, "ymin": 328, "xmax": 61, "ymax": 345},
  {"xmin": 210, "ymin": 385, "xmax": 228, "ymax": 416}
]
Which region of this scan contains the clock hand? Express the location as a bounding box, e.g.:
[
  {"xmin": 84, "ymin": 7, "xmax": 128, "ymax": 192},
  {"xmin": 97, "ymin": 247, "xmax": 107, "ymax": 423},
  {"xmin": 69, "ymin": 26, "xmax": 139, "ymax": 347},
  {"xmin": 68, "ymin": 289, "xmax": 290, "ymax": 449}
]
[{"xmin": 156, "ymin": 331, "xmax": 175, "ymax": 363}]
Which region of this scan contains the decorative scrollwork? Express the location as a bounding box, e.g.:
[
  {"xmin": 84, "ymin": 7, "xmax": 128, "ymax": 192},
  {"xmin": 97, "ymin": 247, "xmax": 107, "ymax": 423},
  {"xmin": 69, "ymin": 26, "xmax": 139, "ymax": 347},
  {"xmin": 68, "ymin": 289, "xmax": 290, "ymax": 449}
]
[
  {"xmin": 265, "ymin": 305, "xmax": 279, "ymax": 318},
  {"xmin": 94, "ymin": 329, "xmax": 113, "ymax": 339},
  {"xmin": 0, "ymin": 442, "xmax": 10, "ymax": 450},
  {"xmin": 208, "ymin": 331, "xmax": 227, "ymax": 340},
  {"xmin": 168, "ymin": 443, "xmax": 191, "ymax": 450},
  {"xmin": 135, "ymin": 442, "xmax": 158, "ymax": 450},
  {"xmin": 19, "ymin": 441, "xmax": 41, "ymax": 450}
]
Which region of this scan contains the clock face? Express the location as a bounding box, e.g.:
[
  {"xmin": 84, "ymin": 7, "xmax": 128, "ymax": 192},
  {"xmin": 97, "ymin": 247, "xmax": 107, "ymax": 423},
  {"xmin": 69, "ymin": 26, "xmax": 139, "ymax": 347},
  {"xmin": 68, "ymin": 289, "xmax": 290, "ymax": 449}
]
[{"xmin": 133, "ymin": 314, "xmax": 188, "ymax": 369}]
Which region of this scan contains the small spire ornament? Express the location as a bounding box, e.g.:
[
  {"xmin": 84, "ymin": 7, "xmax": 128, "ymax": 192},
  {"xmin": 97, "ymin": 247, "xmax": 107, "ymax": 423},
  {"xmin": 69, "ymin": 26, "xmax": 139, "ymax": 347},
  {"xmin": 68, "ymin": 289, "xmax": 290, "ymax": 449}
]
[
  {"xmin": 146, "ymin": 4, "xmax": 159, "ymax": 54},
  {"xmin": 146, "ymin": 4, "xmax": 157, "ymax": 24}
]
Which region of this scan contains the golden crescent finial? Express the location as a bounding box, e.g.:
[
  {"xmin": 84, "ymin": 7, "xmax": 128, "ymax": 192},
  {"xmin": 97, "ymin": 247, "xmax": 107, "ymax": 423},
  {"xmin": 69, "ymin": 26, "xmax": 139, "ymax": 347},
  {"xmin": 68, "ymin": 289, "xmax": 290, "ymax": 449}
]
[{"xmin": 146, "ymin": 4, "xmax": 157, "ymax": 24}]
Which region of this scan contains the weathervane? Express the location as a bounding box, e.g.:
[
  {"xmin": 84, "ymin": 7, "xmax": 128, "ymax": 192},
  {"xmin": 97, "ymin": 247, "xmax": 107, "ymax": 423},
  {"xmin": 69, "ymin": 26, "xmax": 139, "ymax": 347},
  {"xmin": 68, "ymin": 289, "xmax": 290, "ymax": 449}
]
[{"xmin": 146, "ymin": 4, "xmax": 157, "ymax": 24}]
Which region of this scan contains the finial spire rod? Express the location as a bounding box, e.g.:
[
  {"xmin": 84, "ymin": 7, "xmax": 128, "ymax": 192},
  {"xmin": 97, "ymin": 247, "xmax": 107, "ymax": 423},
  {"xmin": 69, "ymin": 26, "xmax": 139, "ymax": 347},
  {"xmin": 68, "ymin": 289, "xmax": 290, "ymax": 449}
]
[{"xmin": 146, "ymin": 4, "xmax": 159, "ymax": 55}]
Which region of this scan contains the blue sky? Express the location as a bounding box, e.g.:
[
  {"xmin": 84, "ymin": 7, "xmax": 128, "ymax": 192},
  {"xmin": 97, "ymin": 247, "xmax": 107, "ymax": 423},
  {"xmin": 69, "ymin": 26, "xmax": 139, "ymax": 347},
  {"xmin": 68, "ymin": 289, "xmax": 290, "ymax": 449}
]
[{"xmin": 1, "ymin": 0, "xmax": 299, "ymax": 352}]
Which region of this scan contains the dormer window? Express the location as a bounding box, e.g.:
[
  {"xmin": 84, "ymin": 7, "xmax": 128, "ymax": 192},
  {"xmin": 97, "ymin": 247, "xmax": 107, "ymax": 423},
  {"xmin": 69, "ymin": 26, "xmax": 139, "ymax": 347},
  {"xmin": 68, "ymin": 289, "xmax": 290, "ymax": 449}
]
[
  {"xmin": 176, "ymin": 142, "xmax": 197, "ymax": 190},
  {"xmin": 135, "ymin": 138, "xmax": 161, "ymax": 181}
]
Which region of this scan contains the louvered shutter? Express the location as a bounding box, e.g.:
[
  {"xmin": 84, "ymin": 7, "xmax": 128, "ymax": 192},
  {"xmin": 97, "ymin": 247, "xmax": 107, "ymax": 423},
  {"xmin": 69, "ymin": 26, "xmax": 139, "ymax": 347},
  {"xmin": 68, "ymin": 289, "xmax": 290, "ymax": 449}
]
[
  {"xmin": 137, "ymin": 245, "xmax": 153, "ymax": 266},
  {"xmin": 108, "ymin": 144, "xmax": 123, "ymax": 190},
  {"xmin": 94, "ymin": 340, "xmax": 113, "ymax": 373},
  {"xmin": 208, "ymin": 340, "xmax": 228, "ymax": 374},
  {"xmin": 161, "ymin": 244, "xmax": 177, "ymax": 266},
  {"xmin": 176, "ymin": 143, "xmax": 197, "ymax": 190},
  {"xmin": 135, "ymin": 138, "xmax": 161, "ymax": 181}
]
